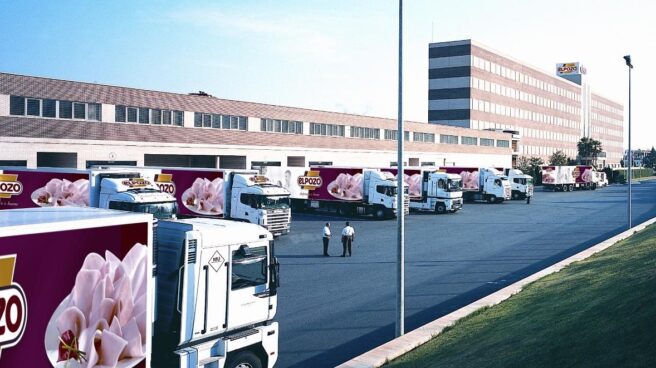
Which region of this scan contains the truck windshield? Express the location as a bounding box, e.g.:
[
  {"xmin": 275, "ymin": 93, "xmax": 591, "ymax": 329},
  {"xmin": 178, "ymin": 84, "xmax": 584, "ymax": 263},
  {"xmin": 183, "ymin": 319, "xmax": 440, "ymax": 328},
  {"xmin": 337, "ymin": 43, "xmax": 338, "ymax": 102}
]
[
  {"xmin": 527, "ymin": 178, "xmax": 534, "ymax": 185},
  {"xmin": 447, "ymin": 179, "xmax": 462, "ymax": 191},
  {"xmin": 232, "ymin": 246, "xmax": 267, "ymax": 290},
  {"xmin": 108, "ymin": 200, "xmax": 178, "ymax": 219},
  {"xmin": 258, "ymin": 196, "xmax": 290, "ymax": 209}
]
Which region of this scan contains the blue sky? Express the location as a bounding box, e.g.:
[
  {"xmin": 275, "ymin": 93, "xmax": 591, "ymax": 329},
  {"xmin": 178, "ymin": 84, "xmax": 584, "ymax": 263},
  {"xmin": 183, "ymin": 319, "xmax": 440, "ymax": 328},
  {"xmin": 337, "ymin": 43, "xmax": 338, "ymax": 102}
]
[{"xmin": 1, "ymin": 0, "xmax": 654, "ymax": 148}]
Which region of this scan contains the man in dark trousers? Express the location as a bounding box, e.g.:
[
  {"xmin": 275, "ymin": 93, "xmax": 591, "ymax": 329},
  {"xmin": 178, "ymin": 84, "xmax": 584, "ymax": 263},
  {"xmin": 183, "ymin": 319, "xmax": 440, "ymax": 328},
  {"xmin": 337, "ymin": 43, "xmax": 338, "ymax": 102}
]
[
  {"xmin": 341, "ymin": 221, "xmax": 355, "ymax": 257},
  {"xmin": 322, "ymin": 222, "xmax": 331, "ymax": 256}
]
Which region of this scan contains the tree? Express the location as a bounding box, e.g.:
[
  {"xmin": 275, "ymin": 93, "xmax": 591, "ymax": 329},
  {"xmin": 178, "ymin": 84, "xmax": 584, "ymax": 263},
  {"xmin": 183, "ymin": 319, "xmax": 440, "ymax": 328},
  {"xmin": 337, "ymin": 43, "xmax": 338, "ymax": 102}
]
[
  {"xmin": 577, "ymin": 137, "xmax": 603, "ymax": 165},
  {"xmin": 516, "ymin": 155, "xmax": 544, "ymax": 184},
  {"xmin": 643, "ymin": 146, "xmax": 656, "ymax": 169},
  {"xmin": 549, "ymin": 150, "xmax": 569, "ymax": 166}
]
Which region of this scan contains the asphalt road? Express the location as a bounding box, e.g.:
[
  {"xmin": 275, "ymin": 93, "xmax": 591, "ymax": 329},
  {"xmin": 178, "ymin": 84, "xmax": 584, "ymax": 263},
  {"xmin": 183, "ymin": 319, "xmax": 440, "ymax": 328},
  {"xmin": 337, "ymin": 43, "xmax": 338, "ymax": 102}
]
[{"xmin": 274, "ymin": 181, "xmax": 656, "ymax": 368}]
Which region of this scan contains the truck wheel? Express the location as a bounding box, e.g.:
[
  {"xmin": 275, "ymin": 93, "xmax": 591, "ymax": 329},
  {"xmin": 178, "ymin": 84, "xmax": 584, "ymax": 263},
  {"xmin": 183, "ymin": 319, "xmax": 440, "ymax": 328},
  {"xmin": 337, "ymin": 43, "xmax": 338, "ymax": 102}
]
[
  {"xmin": 374, "ymin": 206, "xmax": 386, "ymax": 220},
  {"xmin": 435, "ymin": 203, "xmax": 447, "ymax": 214},
  {"xmin": 568, "ymin": 184, "xmax": 574, "ymax": 192},
  {"xmin": 487, "ymin": 195, "xmax": 496, "ymax": 204},
  {"xmin": 226, "ymin": 351, "xmax": 262, "ymax": 368},
  {"xmin": 512, "ymin": 192, "xmax": 520, "ymax": 200}
]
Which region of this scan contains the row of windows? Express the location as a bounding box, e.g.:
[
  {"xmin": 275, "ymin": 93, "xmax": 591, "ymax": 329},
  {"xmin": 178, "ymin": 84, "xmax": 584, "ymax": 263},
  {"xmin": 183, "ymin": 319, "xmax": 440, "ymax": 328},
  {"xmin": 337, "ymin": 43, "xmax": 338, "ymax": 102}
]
[
  {"xmin": 440, "ymin": 134, "xmax": 459, "ymax": 144},
  {"xmin": 522, "ymin": 127, "xmax": 579, "ymax": 143},
  {"xmin": 461, "ymin": 136, "xmax": 478, "ymax": 145},
  {"xmin": 384, "ymin": 129, "xmax": 410, "ymax": 141},
  {"xmin": 194, "ymin": 113, "xmax": 248, "ymax": 130},
  {"xmin": 471, "ymin": 98, "xmax": 579, "ymax": 130},
  {"xmin": 471, "ymin": 55, "xmax": 581, "ymax": 102},
  {"xmin": 310, "ymin": 123, "xmax": 345, "ymax": 137},
  {"xmin": 471, "ymin": 77, "xmax": 580, "ymax": 116},
  {"xmin": 591, "ymin": 99, "xmax": 622, "ymax": 116},
  {"xmin": 521, "ymin": 145, "xmax": 577, "ymax": 158},
  {"xmin": 260, "ymin": 118, "xmax": 303, "ymax": 134},
  {"xmin": 590, "ymin": 123, "xmax": 622, "ymax": 138},
  {"xmin": 116, "ymin": 105, "xmax": 184, "ymax": 126},
  {"xmin": 590, "ymin": 113, "xmax": 623, "ymax": 129},
  {"xmin": 413, "ymin": 132, "xmax": 435, "ymax": 143},
  {"xmin": 481, "ymin": 138, "xmax": 495, "ymax": 147},
  {"xmin": 350, "ymin": 126, "xmax": 380, "ymax": 139},
  {"xmin": 10, "ymin": 96, "xmax": 101, "ymax": 121}
]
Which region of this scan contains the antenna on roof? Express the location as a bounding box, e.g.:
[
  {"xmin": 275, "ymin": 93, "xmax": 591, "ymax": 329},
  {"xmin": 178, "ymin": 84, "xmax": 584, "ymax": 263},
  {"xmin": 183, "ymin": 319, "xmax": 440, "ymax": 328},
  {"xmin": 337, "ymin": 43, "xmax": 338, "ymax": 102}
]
[{"xmin": 189, "ymin": 91, "xmax": 212, "ymax": 97}]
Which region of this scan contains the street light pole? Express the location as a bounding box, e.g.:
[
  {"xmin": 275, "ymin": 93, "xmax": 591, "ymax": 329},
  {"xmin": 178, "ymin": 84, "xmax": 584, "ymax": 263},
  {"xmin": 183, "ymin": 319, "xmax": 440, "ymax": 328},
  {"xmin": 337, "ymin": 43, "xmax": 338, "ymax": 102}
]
[
  {"xmin": 396, "ymin": 0, "xmax": 405, "ymax": 338},
  {"xmin": 624, "ymin": 55, "xmax": 633, "ymax": 229}
]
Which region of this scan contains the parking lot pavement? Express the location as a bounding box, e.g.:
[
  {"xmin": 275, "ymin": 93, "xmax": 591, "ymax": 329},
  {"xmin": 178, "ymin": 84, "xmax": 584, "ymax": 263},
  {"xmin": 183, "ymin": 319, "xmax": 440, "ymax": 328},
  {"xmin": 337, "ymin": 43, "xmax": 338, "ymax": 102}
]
[{"xmin": 274, "ymin": 181, "xmax": 656, "ymax": 368}]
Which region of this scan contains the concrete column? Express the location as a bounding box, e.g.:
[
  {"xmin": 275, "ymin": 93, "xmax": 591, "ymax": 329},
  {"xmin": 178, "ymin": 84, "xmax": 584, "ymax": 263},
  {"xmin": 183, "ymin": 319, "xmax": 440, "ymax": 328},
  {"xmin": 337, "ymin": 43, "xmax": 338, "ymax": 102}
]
[
  {"xmin": 101, "ymin": 103, "xmax": 115, "ymax": 123},
  {"xmin": 183, "ymin": 111, "xmax": 195, "ymax": 128},
  {"xmin": 248, "ymin": 117, "xmax": 260, "ymax": 132},
  {"xmin": 0, "ymin": 94, "xmax": 9, "ymax": 116}
]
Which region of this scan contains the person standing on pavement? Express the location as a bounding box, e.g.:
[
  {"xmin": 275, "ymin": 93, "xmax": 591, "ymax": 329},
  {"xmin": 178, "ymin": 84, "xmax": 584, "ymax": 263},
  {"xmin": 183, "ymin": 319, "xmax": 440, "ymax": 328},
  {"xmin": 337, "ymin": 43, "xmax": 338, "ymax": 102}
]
[
  {"xmin": 322, "ymin": 222, "xmax": 331, "ymax": 256},
  {"xmin": 341, "ymin": 221, "xmax": 355, "ymax": 257}
]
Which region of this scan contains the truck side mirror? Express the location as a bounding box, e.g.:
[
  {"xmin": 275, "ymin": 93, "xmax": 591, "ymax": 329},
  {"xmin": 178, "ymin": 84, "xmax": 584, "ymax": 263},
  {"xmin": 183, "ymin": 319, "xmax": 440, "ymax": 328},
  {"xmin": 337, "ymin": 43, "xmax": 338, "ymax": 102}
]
[{"xmin": 269, "ymin": 257, "xmax": 280, "ymax": 295}]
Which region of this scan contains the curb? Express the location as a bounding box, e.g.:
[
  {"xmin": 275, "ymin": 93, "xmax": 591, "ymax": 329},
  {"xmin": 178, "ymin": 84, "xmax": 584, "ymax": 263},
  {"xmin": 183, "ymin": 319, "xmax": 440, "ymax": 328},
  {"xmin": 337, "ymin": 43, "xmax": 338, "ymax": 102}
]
[{"xmin": 336, "ymin": 216, "xmax": 656, "ymax": 368}]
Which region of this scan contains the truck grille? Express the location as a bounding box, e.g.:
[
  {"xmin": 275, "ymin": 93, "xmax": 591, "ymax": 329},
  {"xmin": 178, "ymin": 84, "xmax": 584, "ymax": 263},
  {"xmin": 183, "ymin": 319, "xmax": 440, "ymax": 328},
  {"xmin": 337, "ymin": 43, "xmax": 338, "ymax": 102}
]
[{"xmin": 264, "ymin": 209, "xmax": 291, "ymax": 234}]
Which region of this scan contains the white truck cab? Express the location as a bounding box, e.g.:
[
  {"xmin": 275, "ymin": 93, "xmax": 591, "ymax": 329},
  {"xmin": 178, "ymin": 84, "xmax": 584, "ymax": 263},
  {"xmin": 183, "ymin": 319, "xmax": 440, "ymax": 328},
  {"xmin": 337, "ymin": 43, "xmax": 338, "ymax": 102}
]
[
  {"xmin": 409, "ymin": 171, "xmax": 463, "ymax": 213},
  {"xmin": 504, "ymin": 169, "xmax": 534, "ymax": 200},
  {"xmin": 154, "ymin": 217, "xmax": 280, "ymax": 368},
  {"xmin": 226, "ymin": 172, "xmax": 291, "ymax": 236},
  {"xmin": 478, "ymin": 168, "xmax": 512, "ymax": 203},
  {"xmin": 100, "ymin": 176, "xmax": 179, "ymax": 219}
]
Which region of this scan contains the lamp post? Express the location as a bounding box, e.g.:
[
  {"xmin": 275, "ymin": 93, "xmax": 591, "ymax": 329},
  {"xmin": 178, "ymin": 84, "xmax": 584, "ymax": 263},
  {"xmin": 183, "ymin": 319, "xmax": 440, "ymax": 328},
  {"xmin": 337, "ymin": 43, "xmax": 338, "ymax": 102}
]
[
  {"xmin": 623, "ymin": 55, "xmax": 633, "ymax": 229},
  {"xmin": 396, "ymin": 0, "xmax": 405, "ymax": 338}
]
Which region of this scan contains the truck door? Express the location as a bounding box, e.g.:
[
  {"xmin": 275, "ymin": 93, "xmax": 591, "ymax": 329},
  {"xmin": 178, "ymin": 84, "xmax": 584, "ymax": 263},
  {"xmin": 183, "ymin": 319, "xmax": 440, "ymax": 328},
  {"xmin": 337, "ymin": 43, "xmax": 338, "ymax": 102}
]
[
  {"xmin": 227, "ymin": 243, "xmax": 270, "ymax": 329},
  {"xmin": 178, "ymin": 237, "xmax": 228, "ymax": 344}
]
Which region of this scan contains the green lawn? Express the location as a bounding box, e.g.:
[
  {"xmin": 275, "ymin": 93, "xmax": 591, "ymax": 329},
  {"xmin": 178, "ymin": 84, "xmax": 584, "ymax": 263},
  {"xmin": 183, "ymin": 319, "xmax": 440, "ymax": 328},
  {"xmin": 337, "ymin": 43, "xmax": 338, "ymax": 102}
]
[{"xmin": 385, "ymin": 224, "xmax": 656, "ymax": 368}]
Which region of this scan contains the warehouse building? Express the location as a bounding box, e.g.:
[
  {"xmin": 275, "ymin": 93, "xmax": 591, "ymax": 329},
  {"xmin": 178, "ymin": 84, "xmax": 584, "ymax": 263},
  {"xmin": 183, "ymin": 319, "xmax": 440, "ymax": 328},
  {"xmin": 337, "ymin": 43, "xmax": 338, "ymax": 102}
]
[
  {"xmin": 0, "ymin": 73, "xmax": 512, "ymax": 170},
  {"xmin": 428, "ymin": 39, "xmax": 624, "ymax": 168}
]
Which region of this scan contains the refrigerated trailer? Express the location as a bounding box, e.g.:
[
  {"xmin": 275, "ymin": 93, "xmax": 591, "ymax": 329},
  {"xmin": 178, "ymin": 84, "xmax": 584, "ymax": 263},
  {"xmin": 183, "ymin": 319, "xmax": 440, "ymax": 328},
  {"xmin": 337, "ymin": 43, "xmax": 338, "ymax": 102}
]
[
  {"xmin": 382, "ymin": 168, "xmax": 463, "ymax": 213},
  {"xmin": 0, "ymin": 167, "xmax": 178, "ymax": 218},
  {"xmin": 262, "ymin": 166, "xmax": 409, "ymax": 219},
  {"xmin": 0, "ymin": 207, "xmax": 280, "ymax": 368},
  {"xmin": 439, "ymin": 167, "xmax": 511, "ymax": 203},
  {"xmin": 541, "ymin": 165, "xmax": 598, "ymax": 191}
]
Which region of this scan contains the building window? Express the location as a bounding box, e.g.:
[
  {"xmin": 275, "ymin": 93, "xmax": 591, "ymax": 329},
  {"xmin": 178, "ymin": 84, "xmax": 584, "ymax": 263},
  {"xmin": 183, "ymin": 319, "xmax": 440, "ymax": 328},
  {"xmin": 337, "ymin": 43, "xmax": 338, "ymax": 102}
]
[
  {"xmin": 462, "ymin": 136, "xmax": 478, "ymax": 145},
  {"xmin": 310, "ymin": 122, "xmax": 345, "ymax": 137},
  {"xmin": 413, "ymin": 132, "xmax": 435, "ymax": 143},
  {"xmin": 203, "ymin": 114, "xmax": 212, "ymax": 128},
  {"xmin": 59, "ymin": 101, "xmax": 73, "ymax": 119},
  {"xmin": 480, "ymin": 138, "xmax": 494, "ymax": 147},
  {"xmin": 138, "ymin": 108, "xmax": 149, "ymax": 124},
  {"xmin": 42, "ymin": 99, "xmax": 57, "ymax": 118},
  {"xmin": 73, "ymin": 102, "xmax": 86, "ymax": 119},
  {"xmin": 350, "ymin": 126, "xmax": 380, "ymax": 139},
  {"xmin": 87, "ymin": 103, "xmax": 101, "ymax": 121},
  {"xmin": 127, "ymin": 107, "xmax": 138, "ymax": 123},
  {"xmin": 151, "ymin": 109, "xmax": 161, "ymax": 124},
  {"xmin": 261, "ymin": 118, "xmax": 303, "ymax": 134},
  {"xmin": 384, "ymin": 129, "xmax": 409, "ymax": 141},
  {"xmin": 496, "ymin": 140, "xmax": 510, "ymax": 148},
  {"xmin": 195, "ymin": 113, "xmax": 247, "ymax": 130},
  {"xmin": 9, "ymin": 96, "xmax": 25, "ymax": 115},
  {"xmin": 115, "ymin": 105, "xmax": 126, "ymax": 122},
  {"xmin": 26, "ymin": 98, "xmax": 41, "ymax": 116},
  {"xmin": 162, "ymin": 110, "xmax": 172, "ymax": 125},
  {"xmin": 440, "ymin": 134, "xmax": 459, "ymax": 144},
  {"xmin": 174, "ymin": 111, "xmax": 184, "ymax": 126}
]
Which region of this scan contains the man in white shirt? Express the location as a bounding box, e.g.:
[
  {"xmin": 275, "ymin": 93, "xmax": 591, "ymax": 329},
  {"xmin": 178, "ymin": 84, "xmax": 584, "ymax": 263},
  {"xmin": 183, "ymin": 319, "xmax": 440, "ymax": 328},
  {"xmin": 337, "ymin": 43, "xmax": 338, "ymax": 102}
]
[
  {"xmin": 341, "ymin": 221, "xmax": 355, "ymax": 257},
  {"xmin": 323, "ymin": 222, "xmax": 331, "ymax": 256}
]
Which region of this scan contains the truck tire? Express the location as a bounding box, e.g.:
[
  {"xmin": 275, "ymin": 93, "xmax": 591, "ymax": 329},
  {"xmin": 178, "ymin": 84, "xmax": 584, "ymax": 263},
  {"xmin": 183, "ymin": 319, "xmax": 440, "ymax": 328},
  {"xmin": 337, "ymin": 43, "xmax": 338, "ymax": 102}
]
[
  {"xmin": 568, "ymin": 184, "xmax": 574, "ymax": 192},
  {"xmin": 374, "ymin": 206, "xmax": 386, "ymax": 220},
  {"xmin": 512, "ymin": 191, "xmax": 520, "ymax": 200},
  {"xmin": 435, "ymin": 203, "xmax": 447, "ymax": 214},
  {"xmin": 487, "ymin": 195, "xmax": 496, "ymax": 204},
  {"xmin": 226, "ymin": 351, "xmax": 262, "ymax": 368}
]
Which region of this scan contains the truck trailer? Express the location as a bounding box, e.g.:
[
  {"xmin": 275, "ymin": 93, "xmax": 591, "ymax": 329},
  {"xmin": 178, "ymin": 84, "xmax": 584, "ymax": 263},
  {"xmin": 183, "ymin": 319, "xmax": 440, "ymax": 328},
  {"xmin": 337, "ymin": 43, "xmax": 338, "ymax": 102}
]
[
  {"xmin": 0, "ymin": 207, "xmax": 280, "ymax": 368},
  {"xmin": 0, "ymin": 167, "xmax": 178, "ymax": 218},
  {"xmin": 136, "ymin": 167, "xmax": 291, "ymax": 236},
  {"xmin": 262, "ymin": 166, "xmax": 409, "ymax": 219},
  {"xmin": 541, "ymin": 165, "xmax": 598, "ymax": 191},
  {"xmin": 438, "ymin": 167, "xmax": 511, "ymax": 203},
  {"xmin": 503, "ymin": 169, "xmax": 534, "ymax": 200},
  {"xmin": 382, "ymin": 168, "xmax": 463, "ymax": 213}
]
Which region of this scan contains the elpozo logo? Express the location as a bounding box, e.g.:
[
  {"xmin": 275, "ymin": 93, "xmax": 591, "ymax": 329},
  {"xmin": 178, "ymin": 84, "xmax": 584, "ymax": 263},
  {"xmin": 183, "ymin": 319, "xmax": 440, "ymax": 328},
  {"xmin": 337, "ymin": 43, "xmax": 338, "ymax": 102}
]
[
  {"xmin": 297, "ymin": 170, "xmax": 322, "ymax": 191},
  {"xmin": 154, "ymin": 174, "xmax": 176, "ymax": 195},
  {"xmin": 122, "ymin": 178, "xmax": 151, "ymax": 188},
  {"xmin": 0, "ymin": 255, "xmax": 27, "ymax": 359},
  {"xmin": 0, "ymin": 174, "xmax": 23, "ymax": 199}
]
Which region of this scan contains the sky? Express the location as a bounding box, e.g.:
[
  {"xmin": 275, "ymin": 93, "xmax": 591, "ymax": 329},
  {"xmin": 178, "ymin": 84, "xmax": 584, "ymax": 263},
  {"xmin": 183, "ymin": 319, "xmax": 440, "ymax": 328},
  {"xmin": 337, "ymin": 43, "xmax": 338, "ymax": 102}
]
[{"xmin": 0, "ymin": 0, "xmax": 654, "ymax": 149}]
